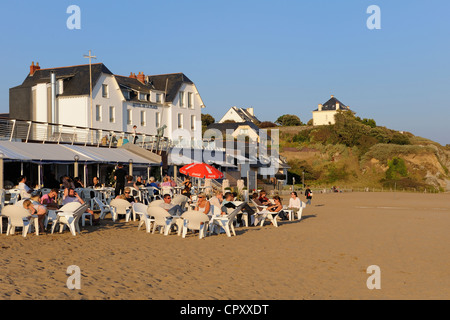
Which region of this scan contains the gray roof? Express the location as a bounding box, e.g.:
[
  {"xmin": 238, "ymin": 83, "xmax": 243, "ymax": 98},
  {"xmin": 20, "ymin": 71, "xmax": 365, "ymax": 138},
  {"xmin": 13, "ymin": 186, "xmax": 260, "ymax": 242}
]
[
  {"xmin": 19, "ymin": 63, "xmax": 114, "ymax": 97},
  {"xmin": 314, "ymin": 96, "xmax": 351, "ymax": 112},
  {"xmin": 232, "ymin": 107, "xmax": 260, "ymax": 123},
  {"xmin": 207, "ymin": 121, "xmax": 261, "ymax": 134},
  {"xmin": 147, "ymin": 73, "xmax": 194, "ymax": 103}
]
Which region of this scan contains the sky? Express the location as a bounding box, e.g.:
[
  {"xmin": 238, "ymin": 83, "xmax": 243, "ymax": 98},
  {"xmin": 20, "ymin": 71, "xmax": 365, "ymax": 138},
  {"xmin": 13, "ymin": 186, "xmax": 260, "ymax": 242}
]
[{"xmin": 0, "ymin": 0, "xmax": 449, "ymax": 145}]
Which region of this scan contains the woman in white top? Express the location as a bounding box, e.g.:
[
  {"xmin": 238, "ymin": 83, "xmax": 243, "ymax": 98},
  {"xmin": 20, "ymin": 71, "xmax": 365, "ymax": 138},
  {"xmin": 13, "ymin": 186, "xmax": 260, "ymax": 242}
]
[
  {"xmin": 288, "ymin": 192, "xmax": 302, "ymax": 215},
  {"xmin": 195, "ymin": 193, "xmax": 210, "ymax": 215}
]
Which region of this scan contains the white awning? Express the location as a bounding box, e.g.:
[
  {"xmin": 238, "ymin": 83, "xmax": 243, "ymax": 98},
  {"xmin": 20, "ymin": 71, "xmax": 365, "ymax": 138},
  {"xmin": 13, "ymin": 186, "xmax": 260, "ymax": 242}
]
[
  {"xmin": 62, "ymin": 145, "xmax": 156, "ymax": 165},
  {"xmin": 0, "ymin": 141, "xmax": 158, "ymax": 165}
]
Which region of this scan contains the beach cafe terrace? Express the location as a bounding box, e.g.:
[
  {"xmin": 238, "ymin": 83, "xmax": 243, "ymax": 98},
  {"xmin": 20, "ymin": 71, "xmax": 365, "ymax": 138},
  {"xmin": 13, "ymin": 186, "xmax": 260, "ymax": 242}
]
[{"xmin": 0, "ymin": 117, "xmax": 240, "ymax": 189}]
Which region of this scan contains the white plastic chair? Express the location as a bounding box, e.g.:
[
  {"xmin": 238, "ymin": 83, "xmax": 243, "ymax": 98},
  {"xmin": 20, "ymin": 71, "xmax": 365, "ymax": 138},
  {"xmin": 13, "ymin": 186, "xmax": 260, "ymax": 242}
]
[
  {"xmin": 149, "ymin": 199, "xmax": 164, "ymax": 207},
  {"xmin": 109, "ymin": 199, "xmax": 132, "ymax": 222},
  {"xmin": 251, "ymin": 199, "xmax": 278, "ymax": 227},
  {"xmin": 133, "ymin": 203, "xmax": 154, "ymax": 233},
  {"xmin": 147, "ymin": 206, "xmax": 178, "ymax": 236},
  {"xmin": 6, "ymin": 190, "xmax": 20, "ymax": 205},
  {"xmin": 172, "ymin": 194, "xmax": 189, "ymax": 211},
  {"xmin": 51, "ymin": 202, "xmax": 87, "ymax": 236},
  {"xmin": 161, "ymin": 186, "xmax": 173, "ymax": 198},
  {"xmin": 209, "ymin": 204, "xmax": 243, "ymax": 237},
  {"xmin": 92, "ymin": 197, "xmax": 112, "ymax": 220},
  {"xmin": 2, "ymin": 205, "xmax": 32, "ymax": 237},
  {"xmin": 180, "ymin": 210, "xmax": 210, "ymax": 239}
]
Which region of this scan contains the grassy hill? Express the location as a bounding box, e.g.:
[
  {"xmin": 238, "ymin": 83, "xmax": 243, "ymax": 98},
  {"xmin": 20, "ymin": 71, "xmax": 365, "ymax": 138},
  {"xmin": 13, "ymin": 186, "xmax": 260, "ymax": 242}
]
[{"xmin": 268, "ymin": 111, "xmax": 450, "ymax": 192}]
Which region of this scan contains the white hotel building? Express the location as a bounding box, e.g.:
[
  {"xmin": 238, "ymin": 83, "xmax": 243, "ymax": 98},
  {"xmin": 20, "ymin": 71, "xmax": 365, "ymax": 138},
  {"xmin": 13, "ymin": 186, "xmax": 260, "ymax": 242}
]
[{"xmin": 9, "ymin": 62, "xmax": 205, "ymax": 142}]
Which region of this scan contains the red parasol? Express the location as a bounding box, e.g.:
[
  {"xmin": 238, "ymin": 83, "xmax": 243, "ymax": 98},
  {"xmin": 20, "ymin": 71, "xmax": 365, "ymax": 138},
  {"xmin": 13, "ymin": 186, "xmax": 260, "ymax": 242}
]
[{"xmin": 179, "ymin": 162, "xmax": 224, "ymax": 179}]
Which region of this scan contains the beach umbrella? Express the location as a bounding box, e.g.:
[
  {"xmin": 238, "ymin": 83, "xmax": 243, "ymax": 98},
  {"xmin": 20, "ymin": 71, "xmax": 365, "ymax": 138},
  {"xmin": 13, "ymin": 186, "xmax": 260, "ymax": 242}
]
[{"xmin": 179, "ymin": 162, "xmax": 224, "ymax": 179}]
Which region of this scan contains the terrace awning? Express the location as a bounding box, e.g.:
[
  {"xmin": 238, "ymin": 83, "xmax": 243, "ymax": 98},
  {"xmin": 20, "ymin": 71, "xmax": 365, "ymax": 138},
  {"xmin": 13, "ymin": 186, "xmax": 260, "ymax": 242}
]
[{"xmin": 0, "ymin": 141, "xmax": 158, "ymax": 165}]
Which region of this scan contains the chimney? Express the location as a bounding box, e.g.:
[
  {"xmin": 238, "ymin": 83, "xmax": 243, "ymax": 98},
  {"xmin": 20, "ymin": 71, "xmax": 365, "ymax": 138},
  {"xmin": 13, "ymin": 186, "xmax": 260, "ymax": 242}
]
[
  {"xmin": 137, "ymin": 71, "xmax": 145, "ymax": 83},
  {"xmin": 129, "ymin": 72, "xmax": 137, "ymax": 79},
  {"xmin": 246, "ymin": 107, "xmax": 254, "ymax": 116},
  {"xmin": 30, "ymin": 61, "xmax": 41, "ymax": 76},
  {"xmin": 331, "ymin": 95, "xmax": 334, "ymax": 98},
  {"xmin": 318, "ymin": 104, "xmax": 323, "ymax": 111}
]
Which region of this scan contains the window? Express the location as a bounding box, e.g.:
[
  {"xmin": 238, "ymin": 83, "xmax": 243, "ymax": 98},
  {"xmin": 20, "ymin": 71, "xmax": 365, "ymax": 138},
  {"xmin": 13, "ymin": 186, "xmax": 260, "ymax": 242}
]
[
  {"xmin": 139, "ymin": 92, "xmax": 147, "ymax": 101},
  {"xmin": 188, "ymin": 92, "xmax": 194, "ymax": 109},
  {"xmin": 140, "ymin": 110, "xmax": 146, "ymax": 126},
  {"xmin": 127, "ymin": 109, "xmax": 132, "ymax": 125},
  {"xmin": 95, "ymin": 105, "xmax": 102, "ymax": 122},
  {"xmin": 102, "ymin": 84, "xmax": 109, "ymax": 98},
  {"xmin": 155, "ymin": 112, "xmax": 161, "ymax": 128},
  {"xmin": 156, "ymin": 93, "xmax": 162, "ymax": 103},
  {"xmin": 109, "ymin": 106, "xmax": 115, "ymax": 123},
  {"xmin": 191, "ymin": 115, "xmax": 196, "ymax": 130},
  {"xmin": 179, "ymin": 91, "xmax": 185, "ymax": 108},
  {"xmin": 178, "ymin": 113, "xmax": 183, "ymax": 129},
  {"xmin": 240, "ymin": 128, "xmax": 249, "ymax": 135},
  {"xmin": 122, "ymin": 90, "xmax": 130, "ymax": 100}
]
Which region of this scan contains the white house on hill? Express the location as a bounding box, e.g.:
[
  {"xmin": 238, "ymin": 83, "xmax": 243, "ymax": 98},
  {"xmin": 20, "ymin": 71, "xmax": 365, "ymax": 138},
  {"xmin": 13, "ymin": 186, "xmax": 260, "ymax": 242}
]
[
  {"xmin": 312, "ymin": 95, "xmax": 353, "ymax": 126},
  {"xmin": 9, "ymin": 62, "xmax": 205, "ymax": 141},
  {"xmin": 218, "ymin": 106, "xmax": 260, "ymax": 124}
]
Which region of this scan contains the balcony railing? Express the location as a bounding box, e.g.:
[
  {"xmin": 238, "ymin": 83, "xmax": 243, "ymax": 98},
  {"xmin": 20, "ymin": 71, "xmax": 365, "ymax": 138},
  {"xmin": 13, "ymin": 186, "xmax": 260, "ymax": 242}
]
[{"xmin": 0, "ymin": 118, "xmax": 173, "ymax": 152}]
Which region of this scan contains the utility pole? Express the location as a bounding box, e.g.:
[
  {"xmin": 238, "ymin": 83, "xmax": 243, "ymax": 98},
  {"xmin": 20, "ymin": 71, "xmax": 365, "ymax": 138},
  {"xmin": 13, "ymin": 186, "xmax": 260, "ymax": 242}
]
[{"xmin": 83, "ymin": 50, "xmax": 97, "ymax": 142}]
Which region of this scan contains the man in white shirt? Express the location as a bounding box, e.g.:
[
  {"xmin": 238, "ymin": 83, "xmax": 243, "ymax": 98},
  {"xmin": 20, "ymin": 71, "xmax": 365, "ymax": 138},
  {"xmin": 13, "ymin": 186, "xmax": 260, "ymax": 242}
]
[{"xmin": 18, "ymin": 175, "xmax": 33, "ymax": 199}]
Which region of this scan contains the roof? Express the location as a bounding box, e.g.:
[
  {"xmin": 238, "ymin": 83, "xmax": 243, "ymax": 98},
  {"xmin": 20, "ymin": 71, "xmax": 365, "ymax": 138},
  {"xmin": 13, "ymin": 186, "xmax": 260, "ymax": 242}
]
[
  {"xmin": 314, "ymin": 96, "xmax": 352, "ymax": 112},
  {"xmin": 19, "ymin": 63, "xmax": 113, "ymax": 97},
  {"xmin": 231, "ymin": 107, "xmax": 260, "ymax": 123},
  {"xmin": 206, "ymin": 121, "xmax": 261, "ymax": 134},
  {"xmin": 146, "ymin": 73, "xmax": 193, "ymax": 103}
]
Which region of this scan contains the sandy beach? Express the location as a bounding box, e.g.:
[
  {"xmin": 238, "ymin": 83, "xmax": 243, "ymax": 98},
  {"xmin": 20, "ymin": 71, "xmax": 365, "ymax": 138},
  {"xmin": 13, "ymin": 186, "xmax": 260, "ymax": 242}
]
[{"xmin": 1, "ymin": 192, "xmax": 449, "ymax": 300}]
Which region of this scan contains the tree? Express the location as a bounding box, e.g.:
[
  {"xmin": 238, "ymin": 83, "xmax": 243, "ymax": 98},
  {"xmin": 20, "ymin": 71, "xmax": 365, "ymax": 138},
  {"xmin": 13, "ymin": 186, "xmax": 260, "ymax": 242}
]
[
  {"xmin": 258, "ymin": 121, "xmax": 277, "ymax": 128},
  {"xmin": 275, "ymin": 114, "xmax": 303, "ymax": 126},
  {"xmin": 201, "ymin": 114, "xmax": 215, "ymax": 127}
]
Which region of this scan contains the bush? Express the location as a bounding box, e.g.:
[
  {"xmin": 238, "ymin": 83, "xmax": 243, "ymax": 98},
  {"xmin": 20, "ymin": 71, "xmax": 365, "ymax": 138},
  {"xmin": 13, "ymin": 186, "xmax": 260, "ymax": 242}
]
[
  {"xmin": 258, "ymin": 121, "xmax": 277, "ymax": 128},
  {"xmin": 275, "ymin": 114, "xmax": 303, "ymax": 126},
  {"xmin": 386, "ymin": 157, "xmax": 408, "ymax": 180}
]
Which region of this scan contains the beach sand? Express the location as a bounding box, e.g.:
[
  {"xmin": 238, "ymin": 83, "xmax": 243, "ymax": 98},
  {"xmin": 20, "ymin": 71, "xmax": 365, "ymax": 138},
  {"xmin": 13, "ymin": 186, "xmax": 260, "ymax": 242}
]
[{"xmin": 0, "ymin": 192, "xmax": 449, "ymax": 300}]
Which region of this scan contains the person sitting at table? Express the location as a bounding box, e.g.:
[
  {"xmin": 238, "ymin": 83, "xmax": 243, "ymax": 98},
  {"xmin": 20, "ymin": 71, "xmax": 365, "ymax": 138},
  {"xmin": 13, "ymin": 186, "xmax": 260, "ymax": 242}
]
[
  {"xmin": 288, "ymin": 191, "xmax": 303, "ymax": 216},
  {"xmin": 160, "ymin": 176, "xmax": 172, "ymax": 187},
  {"xmin": 258, "ymin": 190, "xmax": 271, "ymax": 206},
  {"xmin": 147, "ymin": 177, "xmax": 160, "ymax": 189},
  {"xmin": 181, "ymin": 177, "xmax": 193, "ymax": 198},
  {"xmin": 222, "ymin": 192, "xmax": 255, "ymax": 225},
  {"xmin": 209, "ymin": 190, "xmax": 223, "ymax": 209},
  {"xmin": 73, "ymin": 177, "xmax": 84, "ymax": 189},
  {"xmin": 90, "ymin": 177, "xmax": 102, "ymax": 189},
  {"xmin": 169, "ymin": 176, "xmax": 177, "ymax": 188},
  {"xmin": 125, "ymin": 175, "xmax": 134, "ymax": 188},
  {"xmin": 27, "ymin": 195, "xmax": 48, "ymax": 233},
  {"xmin": 123, "ymin": 187, "xmax": 135, "ymax": 203},
  {"xmin": 267, "ymin": 195, "xmax": 288, "ymax": 221},
  {"xmin": 160, "ymin": 194, "xmax": 183, "ymax": 216},
  {"xmin": 134, "ymin": 176, "xmax": 144, "ymax": 189},
  {"xmin": 40, "ymin": 188, "xmax": 59, "ymax": 209},
  {"xmin": 18, "ymin": 175, "xmax": 33, "ymax": 199},
  {"xmin": 63, "ymin": 188, "xmax": 98, "ymax": 223},
  {"xmin": 194, "ymin": 193, "xmax": 210, "ymax": 215}
]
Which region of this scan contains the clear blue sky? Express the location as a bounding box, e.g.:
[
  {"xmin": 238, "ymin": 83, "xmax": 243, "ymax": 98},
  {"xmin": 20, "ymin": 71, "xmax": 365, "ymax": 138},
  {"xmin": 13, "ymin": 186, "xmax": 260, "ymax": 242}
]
[{"xmin": 0, "ymin": 0, "xmax": 449, "ymax": 145}]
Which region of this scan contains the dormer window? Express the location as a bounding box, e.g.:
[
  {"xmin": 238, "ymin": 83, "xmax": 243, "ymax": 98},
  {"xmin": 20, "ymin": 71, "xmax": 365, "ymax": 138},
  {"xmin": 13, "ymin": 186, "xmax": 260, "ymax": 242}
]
[
  {"xmin": 122, "ymin": 90, "xmax": 130, "ymax": 100},
  {"xmin": 156, "ymin": 93, "xmax": 162, "ymax": 103},
  {"xmin": 139, "ymin": 92, "xmax": 147, "ymax": 101}
]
